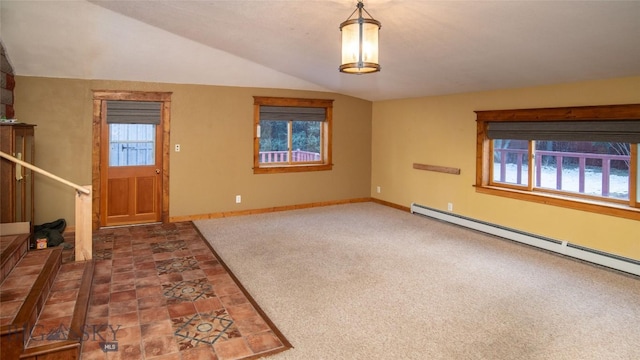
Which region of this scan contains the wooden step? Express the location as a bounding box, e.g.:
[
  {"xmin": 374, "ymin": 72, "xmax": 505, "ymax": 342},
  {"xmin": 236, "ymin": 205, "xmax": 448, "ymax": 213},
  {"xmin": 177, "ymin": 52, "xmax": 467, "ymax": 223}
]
[
  {"xmin": 19, "ymin": 260, "xmax": 94, "ymax": 360},
  {"xmin": 0, "ymin": 233, "xmax": 30, "ymax": 285},
  {"xmin": 0, "ymin": 247, "xmax": 63, "ymax": 360}
]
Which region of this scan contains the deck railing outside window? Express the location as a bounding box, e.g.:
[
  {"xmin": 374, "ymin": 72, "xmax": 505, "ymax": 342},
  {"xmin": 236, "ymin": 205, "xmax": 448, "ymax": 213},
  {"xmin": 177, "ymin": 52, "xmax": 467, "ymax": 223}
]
[
  {"xmin": 494, "ymin": 149, "xmax": 630, "ymax": 198},
  {"xmin": 259, "ymin": 150, "xmax": 321, "ymax": 163}
]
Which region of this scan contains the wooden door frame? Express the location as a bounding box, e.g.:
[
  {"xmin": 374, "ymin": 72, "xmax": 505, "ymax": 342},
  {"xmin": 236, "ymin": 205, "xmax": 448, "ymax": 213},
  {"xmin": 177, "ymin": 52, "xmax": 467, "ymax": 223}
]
[{"xmin": 92, "ymin": 90, "xmax": 172, "ymax": 230}]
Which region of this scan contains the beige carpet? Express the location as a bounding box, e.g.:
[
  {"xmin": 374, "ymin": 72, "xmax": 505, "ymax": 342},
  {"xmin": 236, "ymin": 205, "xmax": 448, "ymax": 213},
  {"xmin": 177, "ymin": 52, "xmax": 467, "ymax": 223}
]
[{"xmin": 194, "ymin": 203, "xmax": 640, "ymax": 359}]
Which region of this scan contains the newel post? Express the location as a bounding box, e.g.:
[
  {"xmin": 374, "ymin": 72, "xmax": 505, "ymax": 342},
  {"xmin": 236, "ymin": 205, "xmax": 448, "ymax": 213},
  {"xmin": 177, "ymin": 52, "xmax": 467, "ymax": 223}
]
[{"xmin": 75, "ymin": 185, "xmax": 92, "ymax": 261}]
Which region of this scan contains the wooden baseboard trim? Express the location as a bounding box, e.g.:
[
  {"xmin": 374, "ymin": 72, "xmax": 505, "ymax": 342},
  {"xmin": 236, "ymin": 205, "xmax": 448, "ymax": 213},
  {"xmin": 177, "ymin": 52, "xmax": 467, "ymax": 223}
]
[
  {"xmin": 371, "ymin": 198, "xmax": 411, "ymax": 212},
  {"xmin": 169, "ymin": 197, "xmax": 373, "ymax": 222},
  {"xmin": 69, "ymin": 197, "xmax": 410, "ymax": 228}
]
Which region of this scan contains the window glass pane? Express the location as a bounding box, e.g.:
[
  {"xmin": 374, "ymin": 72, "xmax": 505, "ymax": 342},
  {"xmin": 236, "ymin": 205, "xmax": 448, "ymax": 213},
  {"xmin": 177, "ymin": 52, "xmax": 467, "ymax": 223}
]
[
  {"xmin": 534, "ymin": 141, "xmax": 629, "ymax": 200},
  {"xmin": 109, "ymin": 124, "xmax": 155, "ymax": 166},
  {"xmin": 259, "ymin": 120, "xmax": 289, "ymax": 163},
  {"xmin": 291, "ymin": 121, "xmax": 322, "ymax": 163},
  {"xmin": 492, "ymin": 139, "xmax": 529, "ymax": 186},
  {"xmin": 253, "ymin": 97, "xmax": 333, "ymax": 173}
]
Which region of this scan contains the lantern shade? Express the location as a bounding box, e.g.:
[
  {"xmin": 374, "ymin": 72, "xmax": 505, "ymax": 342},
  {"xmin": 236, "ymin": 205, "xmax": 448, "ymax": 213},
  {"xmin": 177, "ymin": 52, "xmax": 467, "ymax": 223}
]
[{"xmin": 339, "ymin": 3, "xmax": 381, "ymax": 74}]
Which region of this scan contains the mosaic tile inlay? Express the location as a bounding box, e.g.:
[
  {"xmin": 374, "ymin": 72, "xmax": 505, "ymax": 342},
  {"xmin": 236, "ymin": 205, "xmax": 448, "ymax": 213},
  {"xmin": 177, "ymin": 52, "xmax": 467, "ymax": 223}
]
[
  {"xmin": 173, "ymin": 310, "xmax": 241, "ymax": 350},
  {"xmin": 163, "ymin": 278, "xmax": 216, "ymax": 303},
  {"xmin": 156, "ymin": 256, "xmax": 200, "ymax": 275},
  {"xmin": 75, "ymin": 221, "xmax": 290, "ymax": 359},
  {"xmin": 151, "ymin": 240, "xmax": 188, "ymax": 254}
]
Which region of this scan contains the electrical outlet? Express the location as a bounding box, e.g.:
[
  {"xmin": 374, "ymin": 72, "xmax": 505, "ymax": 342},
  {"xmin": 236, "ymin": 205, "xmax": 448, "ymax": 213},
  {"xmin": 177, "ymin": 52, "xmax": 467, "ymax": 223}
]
[
  {"xmin": 447, "ymin": 202, "xmax": 453, "ymax": 212},
  {"xmin": 174, "ymin": 144, "xmax": 181, "ymax": 152},
  {"xmin": 235, "ymin": 195, "xmax": 241, "ymax": 204},
  {"xmin": 376, "ymin": 186, "xmax": 381, "ymax": 193}
]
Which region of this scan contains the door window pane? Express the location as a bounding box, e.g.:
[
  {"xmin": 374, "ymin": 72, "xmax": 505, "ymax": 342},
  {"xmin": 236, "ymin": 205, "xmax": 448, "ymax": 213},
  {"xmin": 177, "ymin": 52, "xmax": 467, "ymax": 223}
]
[{"xmin": 109, "ymin": 124, "xmax": 156, "ymax": 166}]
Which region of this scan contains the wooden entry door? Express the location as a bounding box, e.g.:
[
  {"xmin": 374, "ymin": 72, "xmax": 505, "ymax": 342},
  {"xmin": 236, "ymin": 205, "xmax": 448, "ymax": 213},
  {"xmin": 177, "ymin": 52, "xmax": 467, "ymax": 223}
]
[{"xmin": 100, "ymin": 101, "xmax": 163, "ymax": 226}]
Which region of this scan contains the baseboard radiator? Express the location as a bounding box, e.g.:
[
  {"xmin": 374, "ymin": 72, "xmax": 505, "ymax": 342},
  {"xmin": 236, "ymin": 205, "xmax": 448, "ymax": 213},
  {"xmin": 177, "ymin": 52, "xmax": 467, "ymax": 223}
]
[{"xmin": 410, "ymin": 203, "xmax": 640, "ymax": 277}]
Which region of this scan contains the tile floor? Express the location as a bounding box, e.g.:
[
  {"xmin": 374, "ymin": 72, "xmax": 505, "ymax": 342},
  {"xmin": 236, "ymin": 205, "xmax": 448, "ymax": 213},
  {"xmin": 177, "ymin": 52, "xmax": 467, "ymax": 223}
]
[
  {"xmin": 26, "ymin": 260, "xmax": 86, "ymax": 349},
  {"xmin": 78, "ymin": 222, "xmax": 290, "ymax": 360},
  {"xmin": 0, "ymin": 248, "xmax": 54, "ymax": 326}
]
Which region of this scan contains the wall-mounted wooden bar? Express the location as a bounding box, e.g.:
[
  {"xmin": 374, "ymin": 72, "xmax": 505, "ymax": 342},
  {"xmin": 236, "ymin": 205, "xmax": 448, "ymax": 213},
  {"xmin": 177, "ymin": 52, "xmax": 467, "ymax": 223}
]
[{"xmin": 413, "ymin": 163, "xmax": 461, "ymax": 175}]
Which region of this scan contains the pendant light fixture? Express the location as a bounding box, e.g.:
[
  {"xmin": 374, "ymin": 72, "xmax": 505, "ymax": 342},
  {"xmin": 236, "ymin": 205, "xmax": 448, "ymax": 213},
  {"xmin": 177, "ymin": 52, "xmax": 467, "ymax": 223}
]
[{"xmin": 340, "ymin": 0, "xmax": 381, "ymax": 74}]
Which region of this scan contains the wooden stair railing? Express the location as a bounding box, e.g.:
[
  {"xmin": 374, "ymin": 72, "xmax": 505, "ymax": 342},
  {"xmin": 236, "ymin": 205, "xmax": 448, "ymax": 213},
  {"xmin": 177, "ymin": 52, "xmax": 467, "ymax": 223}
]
[{"xmin": 0, "ymin": 151, "xmax": 92, "ymax": 261}]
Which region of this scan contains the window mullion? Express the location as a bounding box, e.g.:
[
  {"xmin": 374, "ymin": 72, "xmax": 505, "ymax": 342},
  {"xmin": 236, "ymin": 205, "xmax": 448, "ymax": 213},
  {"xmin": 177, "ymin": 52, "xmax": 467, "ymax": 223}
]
[
  {"xmin": 288, "ymin": 120, "xmax": 293, "ymax": 165},
  {"xmin": 321, "ymin": 121, "xmax": 325, "ymax": 162},
  {"xmin": 631, "ymin": 143, "xmax": 638, "ymax": 208},
  {"xmin": 489, "ymin": 139, "xmax": 495, "ymax": 185},
  {"xmin": 528, "ymin": 140, "xmax": 535, "ymax": 191}
]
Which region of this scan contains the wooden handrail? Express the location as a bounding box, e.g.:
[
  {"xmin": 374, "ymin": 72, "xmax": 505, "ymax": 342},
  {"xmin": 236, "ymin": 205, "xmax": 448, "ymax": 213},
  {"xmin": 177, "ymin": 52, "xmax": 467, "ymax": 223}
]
[
  {"xmin": 1, "ymin": 150, "xmax": 92, "ymax": 261},
  {"xmin": 0, "ymin": 151, "xmax": 90, "ymax": 195}
]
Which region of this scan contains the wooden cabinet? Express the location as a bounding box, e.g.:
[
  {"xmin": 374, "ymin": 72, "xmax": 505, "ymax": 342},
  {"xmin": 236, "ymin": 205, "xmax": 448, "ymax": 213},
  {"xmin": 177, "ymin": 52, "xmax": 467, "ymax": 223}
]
[{"xmin": 1, "ymin": 123, "xmax": 35, "ymax": 224}]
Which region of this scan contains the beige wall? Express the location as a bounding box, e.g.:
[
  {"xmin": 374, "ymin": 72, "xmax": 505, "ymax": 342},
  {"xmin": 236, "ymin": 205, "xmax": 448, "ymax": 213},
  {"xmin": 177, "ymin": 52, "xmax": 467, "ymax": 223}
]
[
  {"xmin": 14, "ymin": 77, "xmax": 372, "ymax": 225},
  {"xmin": 13, "ymin": 75, "xmax": 639, "ymax": 260},
  {"xmin": 371, "ymin": 76, "xmax": 640, "ymax": 260}
]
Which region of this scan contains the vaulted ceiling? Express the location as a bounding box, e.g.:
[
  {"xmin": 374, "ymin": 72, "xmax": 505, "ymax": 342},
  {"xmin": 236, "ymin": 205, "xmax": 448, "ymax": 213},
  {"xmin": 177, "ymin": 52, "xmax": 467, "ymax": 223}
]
[{"xmin": 2, "ymin": 0, "xmax": 639, "ymax": 101}]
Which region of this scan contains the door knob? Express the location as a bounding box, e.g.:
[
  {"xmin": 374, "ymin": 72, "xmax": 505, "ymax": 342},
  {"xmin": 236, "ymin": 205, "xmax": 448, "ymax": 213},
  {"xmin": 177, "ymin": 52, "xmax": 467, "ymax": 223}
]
[{"xmin": 155, "ymin": 169, "xmax": 161, "ymax": 174}]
